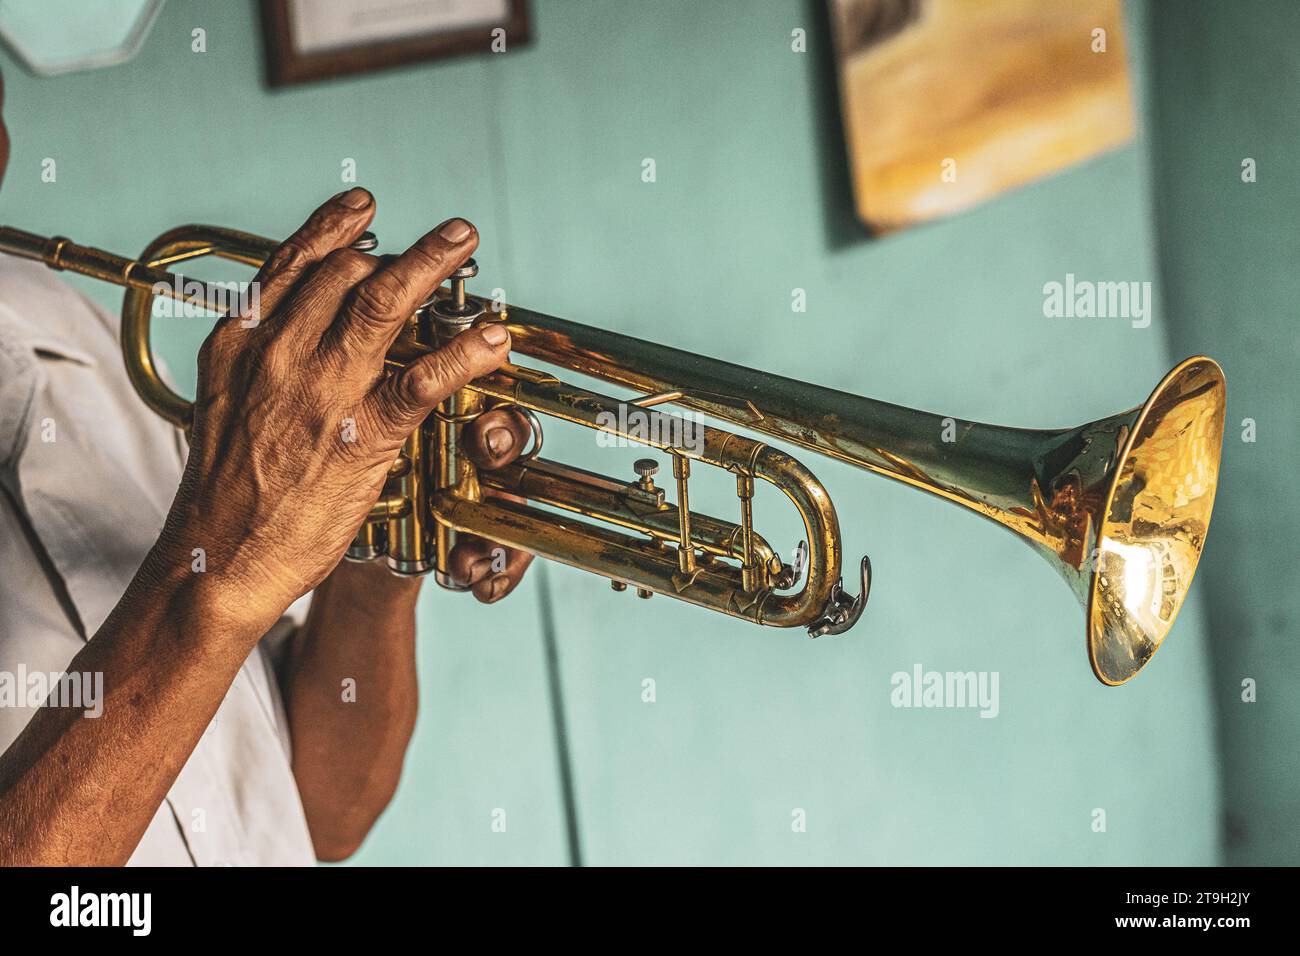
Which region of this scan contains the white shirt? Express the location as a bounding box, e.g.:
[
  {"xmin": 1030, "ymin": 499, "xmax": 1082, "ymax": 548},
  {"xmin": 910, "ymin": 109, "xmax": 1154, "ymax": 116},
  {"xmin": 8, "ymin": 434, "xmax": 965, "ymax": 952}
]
[{"xmin": 0, "ymin": 252, "xmax": 316, "ymax": 866}]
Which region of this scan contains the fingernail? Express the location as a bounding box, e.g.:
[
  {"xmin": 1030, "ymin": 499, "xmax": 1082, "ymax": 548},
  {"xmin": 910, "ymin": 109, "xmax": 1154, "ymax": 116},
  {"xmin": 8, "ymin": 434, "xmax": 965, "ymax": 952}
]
[
  {"xmin": 437, "ymin": 218, "xmax": 473, "ymax": 243},
  {"xmin": 480, "ymin": 322, "xmax": 509, "ymax": 346},
  {"xmin": 335, "ymin": 187, "xmax": 372, "ymax": 209},
  {"xmin": 488, "ymin": 574, "xmax": 510, "ymax": 600},
  {"xmin": 486, "ymin": 427, "xmax": 513, "ymax": 457}
]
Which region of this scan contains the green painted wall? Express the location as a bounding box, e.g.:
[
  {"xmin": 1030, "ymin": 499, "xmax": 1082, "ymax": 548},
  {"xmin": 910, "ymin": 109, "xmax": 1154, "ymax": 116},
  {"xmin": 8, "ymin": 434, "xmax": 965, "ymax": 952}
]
[
  {"xmin": 0, "ymin": 0, "xmax": 1230, "ymax": 864},
  {"xmin": 1146, "ymin": 0, "xmax": 1300, "ymax": 867}
]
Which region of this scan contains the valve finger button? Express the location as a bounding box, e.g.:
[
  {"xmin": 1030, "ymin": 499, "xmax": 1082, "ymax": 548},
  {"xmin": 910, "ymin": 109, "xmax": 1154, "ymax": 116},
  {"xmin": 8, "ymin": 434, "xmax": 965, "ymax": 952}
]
[{"xmin": 634, "ymin": 458, "xmax": 659, "ymax": 492}]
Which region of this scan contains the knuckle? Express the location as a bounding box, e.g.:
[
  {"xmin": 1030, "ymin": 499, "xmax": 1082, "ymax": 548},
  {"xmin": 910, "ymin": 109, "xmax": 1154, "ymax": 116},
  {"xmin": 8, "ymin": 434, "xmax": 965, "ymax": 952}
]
[
  {"xmin": 307, "ymin": 202, "xmax": 347, "ymax": 232},
  {"xmin": 349, "ymin": 277, "xmax": 403, "ymax": 326},
  {"xmin": 391, "ymin": 341, "xmax": 482, "ymax": 417},
  {"xmin": 322, "ymin": 247, "xmax": 371, "ymax": 278},
  {"xmin": 398, "ymin": 362, "xmax": 448, "ymax": 410},
  {"xmin": 403, "ymin": 362, "xmax": 443, "ymax": 405},
  {"xmin": 263, "ymin": 238, "xmax": 309, "ymax": 276},
  {"xmin": 298, "ymin": 207, "xmax": 341, "ymax": 244},
  {"xmin": 408, "ymin": 240, "xmax": 451, "ymax": 275}
]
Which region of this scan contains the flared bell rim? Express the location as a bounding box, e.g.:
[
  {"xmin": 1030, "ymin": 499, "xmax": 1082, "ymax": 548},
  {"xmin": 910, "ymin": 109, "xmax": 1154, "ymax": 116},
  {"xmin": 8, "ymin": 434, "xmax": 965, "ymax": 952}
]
[{"xmin": 1086, "ymin": 356, "xmax": 1227, "ymax": 686}]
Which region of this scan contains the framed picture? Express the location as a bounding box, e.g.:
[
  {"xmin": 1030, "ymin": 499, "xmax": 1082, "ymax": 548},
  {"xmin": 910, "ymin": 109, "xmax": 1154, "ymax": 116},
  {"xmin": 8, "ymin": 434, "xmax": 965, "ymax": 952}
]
[
  {"xmin": 261, "ymin": 0, "xmax": 531, "ymax": 87},
  {"xmin": 829, "ymin": 0, "xmax": 1134, "ymax": 232}
]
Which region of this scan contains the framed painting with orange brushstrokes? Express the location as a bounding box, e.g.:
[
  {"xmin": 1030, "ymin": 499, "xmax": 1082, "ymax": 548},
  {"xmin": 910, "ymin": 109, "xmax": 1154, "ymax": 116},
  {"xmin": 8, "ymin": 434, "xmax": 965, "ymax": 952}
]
[{"xmin": 828, "ymin": 0, "xmax": 1135, "ymax": 232}]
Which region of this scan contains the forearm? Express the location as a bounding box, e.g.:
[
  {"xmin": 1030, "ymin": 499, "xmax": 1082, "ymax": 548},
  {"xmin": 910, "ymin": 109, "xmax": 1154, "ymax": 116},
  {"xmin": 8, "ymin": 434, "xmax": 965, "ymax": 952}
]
[
  {"xmin": 0, "ymin": 537, "xmax": 265, "ymax": 866},
  {"xmin": 282, "ymin": 560, "xmax": 421, "ymax": 861}
]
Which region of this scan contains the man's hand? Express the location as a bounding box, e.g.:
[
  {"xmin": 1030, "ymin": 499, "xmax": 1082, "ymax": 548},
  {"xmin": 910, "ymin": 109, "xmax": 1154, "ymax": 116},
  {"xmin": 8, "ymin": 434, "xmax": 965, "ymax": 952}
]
[{"xmin": 159, "ymin": 188, "xmax": 515, "ymax": 630}]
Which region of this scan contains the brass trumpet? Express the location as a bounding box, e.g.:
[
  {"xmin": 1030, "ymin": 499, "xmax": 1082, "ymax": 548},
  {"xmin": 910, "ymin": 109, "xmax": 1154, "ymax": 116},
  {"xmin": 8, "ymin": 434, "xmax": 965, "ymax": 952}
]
[{"xmin": 0, "ymin": 223, "xmax": 1226, "ymax": 685}]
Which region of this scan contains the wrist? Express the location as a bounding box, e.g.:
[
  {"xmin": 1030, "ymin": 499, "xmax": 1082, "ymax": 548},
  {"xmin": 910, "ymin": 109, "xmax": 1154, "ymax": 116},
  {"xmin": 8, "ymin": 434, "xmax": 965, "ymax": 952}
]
[{"xmin": 136, "ymin": 527, "xmax": 286, "ymax": 643}]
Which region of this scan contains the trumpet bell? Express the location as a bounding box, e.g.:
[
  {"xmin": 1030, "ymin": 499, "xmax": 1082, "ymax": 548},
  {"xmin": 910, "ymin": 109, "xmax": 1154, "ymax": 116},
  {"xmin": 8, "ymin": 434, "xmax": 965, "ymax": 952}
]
[{"xmin": 1085, "ymin": 357, "xmax": 1226, "ymax": 685}]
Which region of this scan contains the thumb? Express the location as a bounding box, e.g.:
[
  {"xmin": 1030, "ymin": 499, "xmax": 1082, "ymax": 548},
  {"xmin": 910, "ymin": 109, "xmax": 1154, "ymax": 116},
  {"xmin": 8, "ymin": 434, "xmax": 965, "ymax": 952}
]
[{"xmin": 371, "ymin": 323, "xmax": 511, "ymax": 436}]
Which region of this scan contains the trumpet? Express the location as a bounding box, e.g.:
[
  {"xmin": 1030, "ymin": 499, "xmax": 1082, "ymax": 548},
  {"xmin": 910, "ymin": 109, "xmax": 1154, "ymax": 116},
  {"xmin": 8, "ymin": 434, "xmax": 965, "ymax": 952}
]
[{"xmin": 0, "ymin": 223, "xmax": 1226, "ymax": 685}]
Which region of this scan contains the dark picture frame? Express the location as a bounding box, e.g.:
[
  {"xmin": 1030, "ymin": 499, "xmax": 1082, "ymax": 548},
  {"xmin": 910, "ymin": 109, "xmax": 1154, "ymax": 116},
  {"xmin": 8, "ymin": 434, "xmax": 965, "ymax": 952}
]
[{"xmin": 261, "ymin": 0, "xmax": 531, "ymax": 88}]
